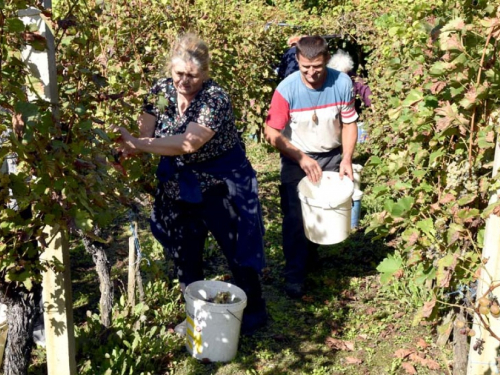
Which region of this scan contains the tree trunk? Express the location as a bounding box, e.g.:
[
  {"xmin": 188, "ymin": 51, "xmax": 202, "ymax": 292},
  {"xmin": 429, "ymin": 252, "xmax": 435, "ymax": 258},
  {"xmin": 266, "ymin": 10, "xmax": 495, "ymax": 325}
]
[
  {"xmin": 3, "ymin": 289, "xmax": 40, "ymax": 375},
  {"xmin": 80, "ymin": 231, "xmax": 113, "ymax": 328}
]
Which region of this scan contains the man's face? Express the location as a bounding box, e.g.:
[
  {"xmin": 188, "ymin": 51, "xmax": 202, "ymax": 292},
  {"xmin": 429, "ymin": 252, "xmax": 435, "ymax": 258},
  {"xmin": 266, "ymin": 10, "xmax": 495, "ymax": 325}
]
[{"xmin": 297, "ymin": 54, "xmax": 328, "ymax": 89}]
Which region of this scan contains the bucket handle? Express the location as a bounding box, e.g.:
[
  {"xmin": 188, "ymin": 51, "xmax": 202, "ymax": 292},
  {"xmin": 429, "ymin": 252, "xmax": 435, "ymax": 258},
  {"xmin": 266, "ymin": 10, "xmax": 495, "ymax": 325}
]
[
  {"xmin": 328, "ymin": 199, "xmax": 358, "ymax": 210},
  {"xmin": 226, "ymin": 309, "xmax": 242, "ymax": 323}
]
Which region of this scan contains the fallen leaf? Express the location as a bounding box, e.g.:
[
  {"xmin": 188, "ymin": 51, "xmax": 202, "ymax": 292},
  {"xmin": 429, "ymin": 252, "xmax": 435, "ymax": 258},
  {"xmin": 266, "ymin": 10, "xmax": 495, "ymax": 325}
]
[
  {"xmin": 325, "ymin": 337, "xmax": 355, "ymax": 351},
  {"xmin": 365, "ymin": 307, "xmax": 377, "ymax": 315},
  {"xmin": 394, "ymin": 348, "xmax": 414, "ymax": 359},
  {"xmin": 401, "ymin": 362, "xmax": 417, "ymax": 374},
  {"xmin": 417, "ymin": 338, "xmax": 430, "ymax": 349},
  {"xmin": 358, "ymin": 334, "xmax": 368, "ymax": 340},
  {"xmin": 345, "ymin": 356, "xmax": 363, "ymax": 364},
  {"xmin": 410, "ymin": 353, "xmax": 441, "ymax": 370},
  {"xmin": 394, "ymin": 312, "xmax": 405, "ymax": 319}
]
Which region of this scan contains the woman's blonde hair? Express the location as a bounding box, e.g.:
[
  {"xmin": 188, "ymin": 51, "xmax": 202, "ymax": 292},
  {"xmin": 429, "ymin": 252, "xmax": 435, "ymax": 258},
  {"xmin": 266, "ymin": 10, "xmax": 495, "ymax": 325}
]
[{"xmin": 167, "ymin": 33, "xmax": 210, "ymax": 76}]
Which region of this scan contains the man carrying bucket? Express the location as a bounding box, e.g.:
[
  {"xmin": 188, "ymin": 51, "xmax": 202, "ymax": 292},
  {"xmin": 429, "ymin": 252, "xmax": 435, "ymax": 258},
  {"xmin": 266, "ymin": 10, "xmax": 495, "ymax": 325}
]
[{"xmin": 264, "ymin": 36, "xmax": 358, "ymax": 298}]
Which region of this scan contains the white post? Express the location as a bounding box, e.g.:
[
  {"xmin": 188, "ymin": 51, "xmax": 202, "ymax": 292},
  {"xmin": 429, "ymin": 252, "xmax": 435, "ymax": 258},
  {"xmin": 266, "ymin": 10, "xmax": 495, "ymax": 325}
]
[
  {"xmin": 128, "ymin": 236, "xmax": 136, "ymax": 308},
  {"xmin": 467, "ymin": 111, "xmax": 500, "ymax": 375},
  {"xmin": 19, "ymin": 3, "xmax": 76, "ymax": 374},
  {"xmin": 18, "ymin": 5, "xmax": 58, "ymax": 112},
  {"xmin": 40, "ymin": 226, "xmax": 77, "ymax": 375}
]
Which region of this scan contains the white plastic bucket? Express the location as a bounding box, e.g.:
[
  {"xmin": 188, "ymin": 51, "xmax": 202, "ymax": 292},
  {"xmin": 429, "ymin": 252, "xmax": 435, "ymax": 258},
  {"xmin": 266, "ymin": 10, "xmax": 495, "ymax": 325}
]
[
  {"xmin": 298, "ymin": 171, "xmax": 354, "ymax": 245},
  {"xmin": 352, "ymin": 164, "xmax": 363, "ymax": 191},
  {"xmin": 184, "ymin": 280, "xmax": 247, "ymax": 362},
  {"xmin": 351, "ymin": 189, "xmax": 363, "ymax": 229}
]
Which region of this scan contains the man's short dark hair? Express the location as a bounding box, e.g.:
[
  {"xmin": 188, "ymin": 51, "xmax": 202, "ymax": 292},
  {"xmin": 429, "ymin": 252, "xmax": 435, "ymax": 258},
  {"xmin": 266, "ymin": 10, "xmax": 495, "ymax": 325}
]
[{"xmin": 296, "ymin": 36, "xmax": 329, "ymax": 60}]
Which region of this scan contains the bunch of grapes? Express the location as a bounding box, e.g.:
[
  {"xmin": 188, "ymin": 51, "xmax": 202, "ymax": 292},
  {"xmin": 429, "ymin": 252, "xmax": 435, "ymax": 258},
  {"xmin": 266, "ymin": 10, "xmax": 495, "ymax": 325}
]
[
  {"xmin": 445, "ymin": 160, "xmax": 479, "ymax": 194},
  {"xmin": 445, "ymin": 161, "xmax": 465, "ymax": 191},
  {"xmin": 477, "ymin": 295, "xmax": 500, "ymax": 318}
]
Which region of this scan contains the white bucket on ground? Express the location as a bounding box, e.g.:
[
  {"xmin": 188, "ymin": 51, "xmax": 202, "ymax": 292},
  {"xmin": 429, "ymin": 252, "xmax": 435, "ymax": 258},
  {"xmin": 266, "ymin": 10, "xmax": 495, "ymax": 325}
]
[
  {"xmin": 298, "ymin": 171, "xmax": 354, "ymax": 245},
  {"xmin": 184, "ymin": 280, "xmax": 247, "ymax": 362}
]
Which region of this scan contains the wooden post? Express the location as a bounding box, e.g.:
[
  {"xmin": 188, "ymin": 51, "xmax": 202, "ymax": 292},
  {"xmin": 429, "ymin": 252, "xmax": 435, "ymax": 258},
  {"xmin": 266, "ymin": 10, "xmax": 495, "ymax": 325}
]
[
  {"xmin": 40, "ymin": 226, "xmax": 77, "ymax": 375},
  {"xmin": 19, "ymin": 3, "xmax": 76, "ymax": 374}
]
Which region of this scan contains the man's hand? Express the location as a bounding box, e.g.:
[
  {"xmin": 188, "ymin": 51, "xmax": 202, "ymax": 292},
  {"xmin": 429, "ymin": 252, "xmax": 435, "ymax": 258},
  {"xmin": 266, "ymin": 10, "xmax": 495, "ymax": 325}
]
[
  {"xmin": 339, "ymin": 159, "xmax": 354, "ymax": 181},
  {"xmin": 299, "ymin": 154, "xmax": 322, "ymax": 183}
]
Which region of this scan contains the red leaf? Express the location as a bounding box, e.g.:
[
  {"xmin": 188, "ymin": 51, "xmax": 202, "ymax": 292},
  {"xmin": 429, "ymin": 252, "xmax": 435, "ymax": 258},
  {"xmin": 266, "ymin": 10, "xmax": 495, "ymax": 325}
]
[
  {"xmin": 325, "ymin": 337, "xmax": 355, "ymax": 351},
  {"xmin": 430, "ymin": 81, "xmax": 446, "ymax": 94},
  {"xmin": 394, "ymin": 349, "xmax": 414, "ymax": 359},
  {"xmin": 417, "ymin": 338, "xmax": 430, "ymax": 349},
  {"xmin": 421, "ymin": 298, "xmax": 436, "ymax": 318},
  {"xmin": 440, "ymin": 193, "xmax": 455, "ymax": 204},
  {"xmin": 365, "ymin": 307, "xmax": 377, "ymax": 315},
  {"xmin": 410, "ymin": 353, "xmax": 441, "ymax": 370},
  {"xmin": 345, "ymin": 356, "xmax": 363, "ymax": 364},
  {"xmin": 401, "ymin": 362, "xmax": 417, "ymax": 374}
]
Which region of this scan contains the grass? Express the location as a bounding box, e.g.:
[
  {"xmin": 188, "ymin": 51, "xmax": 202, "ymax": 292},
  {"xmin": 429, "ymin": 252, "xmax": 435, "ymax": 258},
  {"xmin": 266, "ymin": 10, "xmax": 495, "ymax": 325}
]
[{"xmin": 29, "ymin": 140, "xmax": 453, "ymax": 374}]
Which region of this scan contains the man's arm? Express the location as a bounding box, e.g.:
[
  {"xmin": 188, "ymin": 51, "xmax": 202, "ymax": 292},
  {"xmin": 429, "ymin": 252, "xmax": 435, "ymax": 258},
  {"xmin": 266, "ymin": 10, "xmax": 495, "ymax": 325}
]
[
  {"xmin": 264, "ymin": 125, "xmax": 322, "ymax": 183},
  {"xmin": 339, "ymin": 121, "xmax": 357, "ymax": 180}
]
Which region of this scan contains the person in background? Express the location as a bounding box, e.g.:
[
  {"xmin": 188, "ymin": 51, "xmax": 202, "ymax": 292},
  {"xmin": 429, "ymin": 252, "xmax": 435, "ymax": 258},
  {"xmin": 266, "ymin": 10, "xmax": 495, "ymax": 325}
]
[
  {"xmin": 264, "ymin": 36, "xmax": 358, "ymax": 298},
  {"xmin": 115, "ymin": 33, "xmax": 267, "ymax": 334},
  {"xmin": 277, "ymin": 35, "xmax": 303, "ymax": 80},
  {"xmin": 327, "ymin": 49, "xmax": 372, "ymax": 114}
]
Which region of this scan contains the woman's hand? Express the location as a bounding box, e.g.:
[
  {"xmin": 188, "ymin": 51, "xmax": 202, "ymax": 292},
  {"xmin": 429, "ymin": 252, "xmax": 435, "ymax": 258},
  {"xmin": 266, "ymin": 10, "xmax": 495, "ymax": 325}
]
[{"xmin": 114, "ymin": 126, "xmax": 142, "ymax": 157}]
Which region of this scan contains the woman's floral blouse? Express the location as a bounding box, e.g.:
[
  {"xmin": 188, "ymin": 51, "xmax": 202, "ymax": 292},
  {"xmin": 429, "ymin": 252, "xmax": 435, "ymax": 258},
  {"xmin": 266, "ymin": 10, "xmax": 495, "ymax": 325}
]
[{"xmin": 143, "ymin": 78, "xmax": 239, "ymax": 200}]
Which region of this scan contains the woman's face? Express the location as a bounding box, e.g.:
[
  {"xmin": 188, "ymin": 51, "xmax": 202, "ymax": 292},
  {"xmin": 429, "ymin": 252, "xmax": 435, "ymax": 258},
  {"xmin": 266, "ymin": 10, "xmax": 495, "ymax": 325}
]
[{"xmin": 171, "ymin": 59, "xmax": 206, "ymax": 98}]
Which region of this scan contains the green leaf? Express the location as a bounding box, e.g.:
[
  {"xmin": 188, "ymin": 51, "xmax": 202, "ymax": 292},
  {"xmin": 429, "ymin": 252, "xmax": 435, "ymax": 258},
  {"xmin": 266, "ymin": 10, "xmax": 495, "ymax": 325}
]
[
  {"xmin": 93, "ymin": 128, "xmax": 111, "ymax": 142},
  {"xmin": 377, "ymin": 254, "xmax": 403, "ymax": 284},
  {"xmin": 388, "ymin": 26, "xmax": 400, "ymax": 37},
  {"xmin": 397, "ymin": 196, "xmax": 414, "ymax": 211},
  {"xmin": 441, "ymin": 18, "xmax": 466, "ymax": 32},
  {"xmin": 478, "ymin": 138, "xmax": 495, "ymax": 149},
  {"xmin": 457, "ymin": 194, "xmax": 476, "ymax": 206},
  {"xmin": 437, "ymin": 253, "xmax": 455, "ymax": 287},
  {"xmin": 483, "ymin": 199, "xmax": 500, "ymax": 218},
  {"xmin": 6, "ymin": 19, "xmax": 25, "ymax": 32},
  {"xmin": 74, "ymin": 210, "xmax": 93, "ymax": 232},
  {"xmin": 429, "ymin": 61, "xmax": 446, "ymax": 76},
  {"xmin": 402, "ymin": 89, "xmax": 424, "ymax": 107},
  {"xmin": 388, "ymin": 106, "xmax": 402, "ymax": 120},
  {"xmin": 416, "ymin": 218, "xmax": 435, "ymax": 237},
  {"xmin": 446, "ymin": 223, "xmax": 463, "ymax": 245},
  {"xmin": 372, "ymin": 185, "xmax": 388, "ymax": 194},
  {"xmin": 429, "ymin": 149, "xmax": 445, "ymax": 165},
  {"xmin": 23, "ymin": 278, "xmax": 33, "ymax": 291},
  {"xmin": 14, "ymin": 101, "xmax": 39, "ymax": 121}
]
